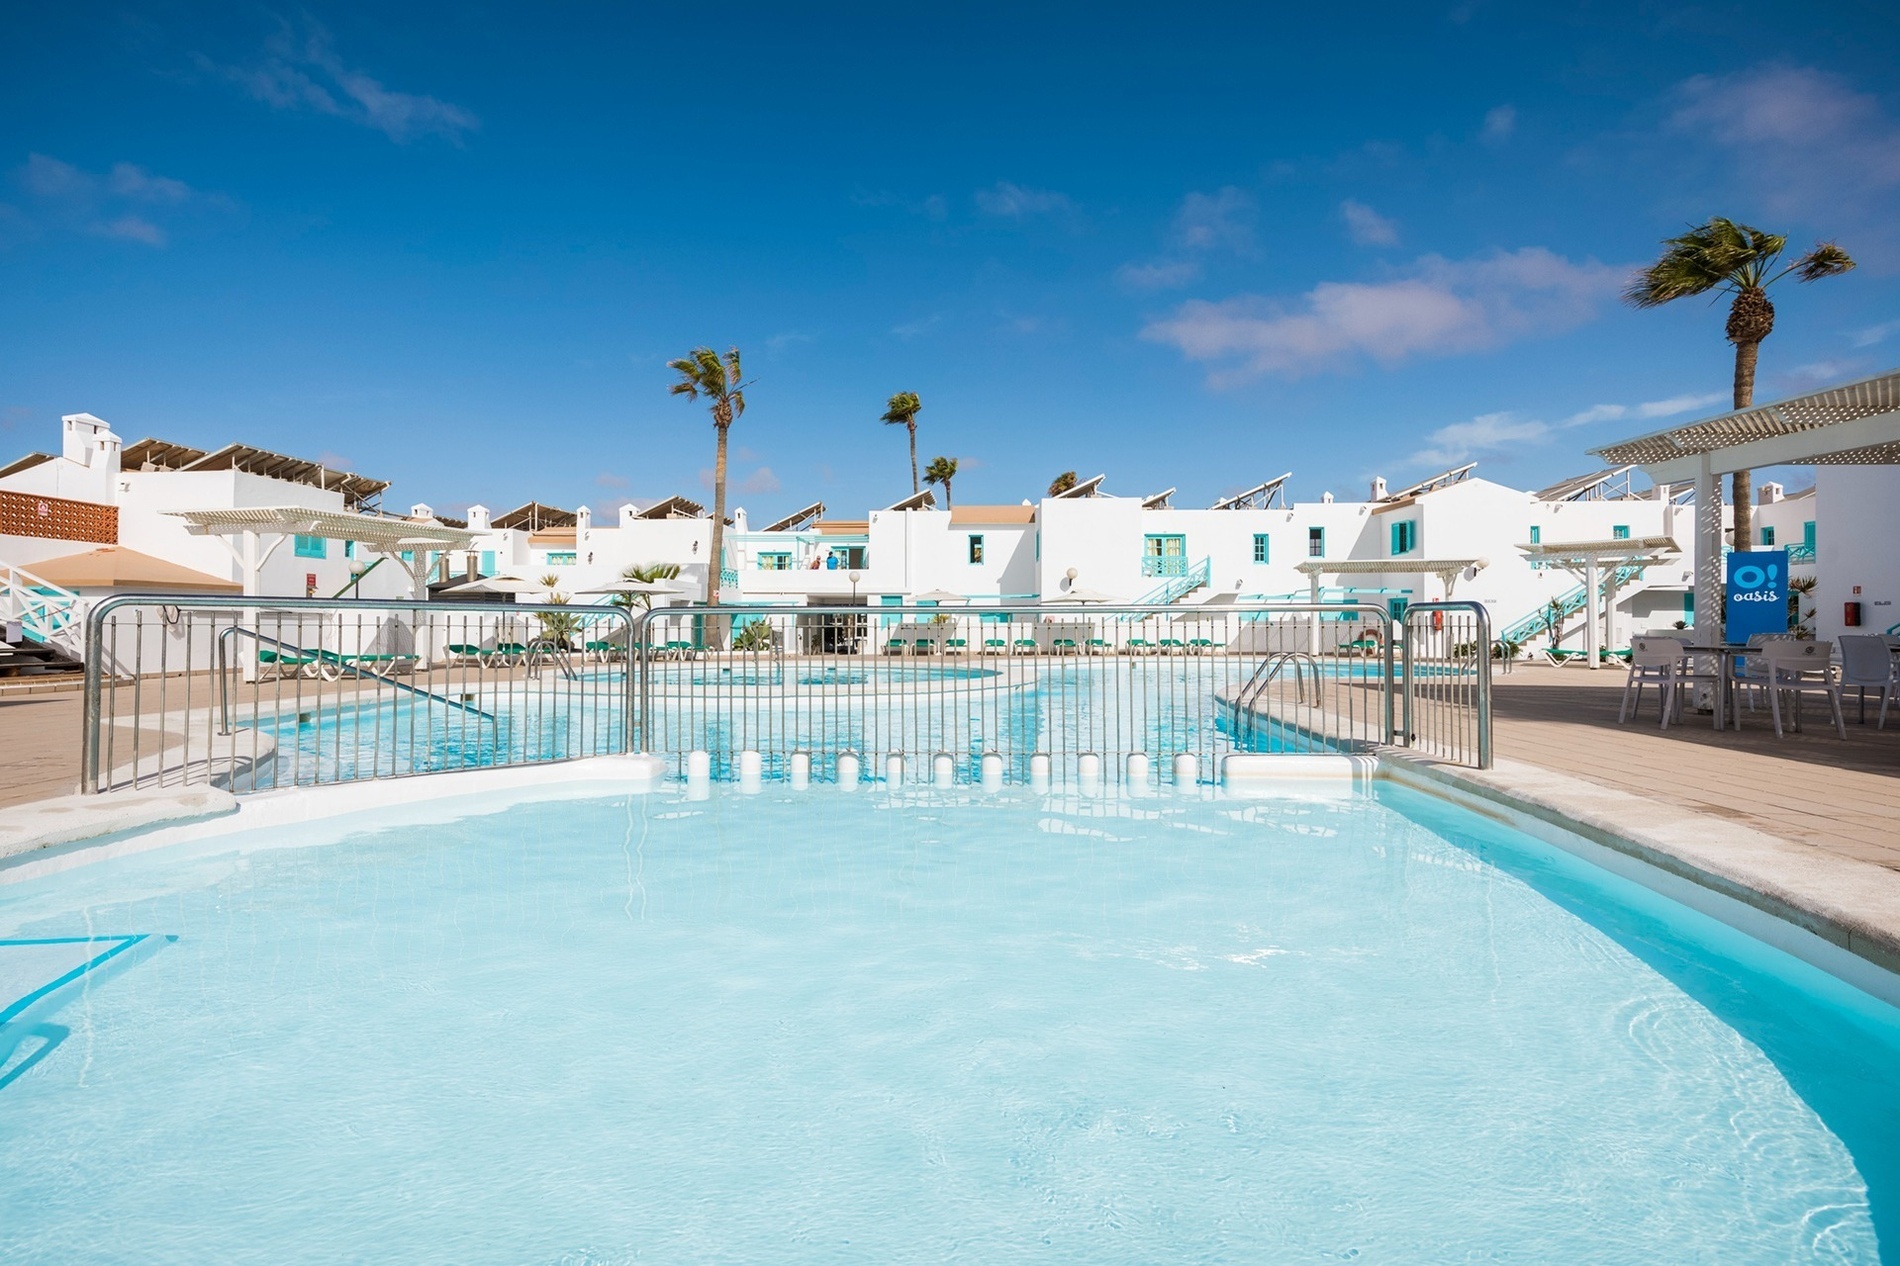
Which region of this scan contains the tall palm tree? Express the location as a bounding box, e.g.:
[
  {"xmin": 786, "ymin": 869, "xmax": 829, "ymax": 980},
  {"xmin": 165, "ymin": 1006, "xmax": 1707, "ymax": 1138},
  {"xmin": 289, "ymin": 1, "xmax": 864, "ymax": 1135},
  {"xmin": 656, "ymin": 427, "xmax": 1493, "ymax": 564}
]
[
  {"xmin": 1625, "ymin": 218, "xmax": 1854, "ymax": 548},
  {"xmin": 880, "ymin": 392, "xmax": 923, "ymax": 493},
  {"xmin": 923, "ymin": 455, "xmax": 958, "ymax": 509},
  {"xmin": 668, "ymin": 347, "xmax": 749, "ymax": 638}
]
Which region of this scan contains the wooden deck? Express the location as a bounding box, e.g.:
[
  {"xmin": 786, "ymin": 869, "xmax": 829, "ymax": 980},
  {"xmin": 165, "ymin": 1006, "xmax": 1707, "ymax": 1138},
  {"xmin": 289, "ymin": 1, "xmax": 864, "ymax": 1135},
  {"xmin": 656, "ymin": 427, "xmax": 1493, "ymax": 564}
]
[{"xmin": 4, "ymin": 660, "xmax": 1897, "ymax": 872}]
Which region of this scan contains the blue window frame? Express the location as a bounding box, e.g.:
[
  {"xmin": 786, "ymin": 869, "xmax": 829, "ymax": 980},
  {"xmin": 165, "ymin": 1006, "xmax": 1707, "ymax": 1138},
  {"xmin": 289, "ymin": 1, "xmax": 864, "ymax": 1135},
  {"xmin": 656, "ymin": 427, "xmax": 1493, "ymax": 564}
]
[
  {"xmin": 1803, "ymin": 520, "xmax": 1816, "ymax": 550},
  {"xmin": 756, "ymin": 552, "xmax": 792, "ymax": 571},
  {"xmin": 968, "ymin": 534, "xmax": 984, "ymax": 564},
  {"xmin": 1760, "ymin": 525, "xmax": 1775, "ymax": 546},
  {"xmin": 1307, "ymin": 527, "xmax": 1324, "ymax": 558},
  {"xmin": 480, "ymin": 550, "xmax": 496, "ymax": 575},
  {"xmin": 343, "ymin": 540, "xmax": 356, "ymax": 560},
  {"xmin": 1251, "ymin": 534, "xmax": 1269, "ymax": 564},
  {"xmin": 1612, "ymin": 524, "xmax": 1630, "ymax": 540},
  {"xmin": 1529, "ymin": 525, "xmax": 1541, "ymax": 545},
  {"xmin": 545, "ymin": 551, "xmax": 577, "ymax": 566},
  {"xmin": 1390, "ymin": 520, "xmax": 1417, "ymax": 555},
  {"xmin": 1387, "ymin": 597, "xmax": 1410, "ymax": 620},
  {"xmin": 294, "ymin": 534, "xmax": 326, "ymax": 559},
  {"xmin": 1142, "ymin": 534, "xmax": 1188, "ymax": 577}
]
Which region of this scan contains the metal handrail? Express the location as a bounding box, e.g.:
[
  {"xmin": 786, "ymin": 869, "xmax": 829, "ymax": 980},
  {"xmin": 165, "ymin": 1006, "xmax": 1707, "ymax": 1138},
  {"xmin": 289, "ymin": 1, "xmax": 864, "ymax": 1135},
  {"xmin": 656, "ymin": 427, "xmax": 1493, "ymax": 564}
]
[
  {"xmin": 1399, "ymin": 600, "xmax": 1493, "ymax": 769},
  {"xmin": 1231, "ymin": 650, "xmax": 1323, "ymax": 745},
  {"xmin": 82, "ymin": 593, "xmax": 637, "ymax": 794},
  {"xmin": 212, "ymin": 622, "xmax": 499, "ymax": 735}
]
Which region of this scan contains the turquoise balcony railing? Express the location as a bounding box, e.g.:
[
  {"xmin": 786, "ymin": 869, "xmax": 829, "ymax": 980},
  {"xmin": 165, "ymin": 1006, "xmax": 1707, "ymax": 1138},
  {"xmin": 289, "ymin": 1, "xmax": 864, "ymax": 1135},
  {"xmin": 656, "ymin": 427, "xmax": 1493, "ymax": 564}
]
[{"xmin": 1140, "ymin": 555, "xmax": 1190, "ymax": 578}]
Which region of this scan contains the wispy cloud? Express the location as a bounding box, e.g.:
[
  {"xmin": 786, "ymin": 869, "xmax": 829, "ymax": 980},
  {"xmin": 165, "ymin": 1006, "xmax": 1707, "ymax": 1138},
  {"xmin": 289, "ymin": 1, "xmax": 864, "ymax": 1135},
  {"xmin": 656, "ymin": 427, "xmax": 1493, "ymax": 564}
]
[
  {"xmin": 1480, "ymin": 104, "xmax": 1516, "ymax": 145},
  {"xmin": 1144, "ymin": 247, "xmax": 1623, "ymax": 382},
  {"xmin": 1116, "ymin": 187, "xmax": 1254, "ymax": 291},
  {"xmin": 765, "ymin": 330, "xmax": 816, "ymax": 354},
  {"xmin": 974, "ymin": 181, "xmax": 1073, "ymax": 219},
  {"xmin": 892, "ymin": 313, "xmax": 941, "ymax": 339},
  {"xmin": 1668, "ymin": 65, "xmax": 1900, "ymax": 264},
  {"xmin": 596, "ymin": 471, "xmax": 629, "ymax": 489},
  {"xmin": 1407, "ymin": 390, "xmax": 1727, "ymax": 468},
  {"xmin": 1851, "ymin": 318, "xmax": 1900, "ymax": 347},
  {"xmin": 195, "ymin": 18, "xmax": 478, "ymax": 144},
  {"xmin": 1340, "ymin": 199, "xmax": 1398, "ymax": 246},
  {"xmin": 740, "ymin": 467, "xmax": 780, "ymax": 495},
  {"xmin": 10, "ymin": 154, "xmax": 225, "ymax": 248}
]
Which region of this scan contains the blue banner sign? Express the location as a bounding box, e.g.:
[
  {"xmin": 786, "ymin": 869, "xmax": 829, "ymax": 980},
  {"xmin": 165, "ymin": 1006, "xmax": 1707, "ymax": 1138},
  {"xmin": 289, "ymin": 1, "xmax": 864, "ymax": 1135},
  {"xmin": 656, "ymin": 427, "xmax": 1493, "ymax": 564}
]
[{"xmin": 1726, "ymin": 549, "xmax": 1790, "ymax": 642}]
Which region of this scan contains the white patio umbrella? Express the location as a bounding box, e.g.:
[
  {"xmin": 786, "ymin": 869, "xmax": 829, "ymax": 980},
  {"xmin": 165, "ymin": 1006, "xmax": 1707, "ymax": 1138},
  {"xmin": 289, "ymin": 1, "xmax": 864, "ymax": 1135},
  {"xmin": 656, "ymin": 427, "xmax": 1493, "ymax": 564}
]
[
  {"xmin": 1043, "ymin": 588, "xmax": 1122, "ymax": 604},
  {"xmin": 440, "ymin": 575, "xmax": 551, "ymax": 595},
  {"xmin": 914, "ymin": 588, "xmax": 968, "ymax": 604},
  {"xmin": 571, "ymin": 579, "xmax": 688, "ymax": 596}
]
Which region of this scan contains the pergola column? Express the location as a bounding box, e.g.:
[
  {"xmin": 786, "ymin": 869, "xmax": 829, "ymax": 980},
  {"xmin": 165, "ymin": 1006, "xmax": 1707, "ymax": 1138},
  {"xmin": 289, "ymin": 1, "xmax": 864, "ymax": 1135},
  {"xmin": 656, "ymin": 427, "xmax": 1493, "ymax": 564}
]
[
  {"xmin": 1583, "ymin": 555, "xmax": 1601, "ymax": 669},
  {"xmin": 1307, "ymin": 571, "xmax": 1322, "ymax": 655},
  {"xmin": 1693, "ymin": 457, "xmax": 1723, "ymax": 648}
]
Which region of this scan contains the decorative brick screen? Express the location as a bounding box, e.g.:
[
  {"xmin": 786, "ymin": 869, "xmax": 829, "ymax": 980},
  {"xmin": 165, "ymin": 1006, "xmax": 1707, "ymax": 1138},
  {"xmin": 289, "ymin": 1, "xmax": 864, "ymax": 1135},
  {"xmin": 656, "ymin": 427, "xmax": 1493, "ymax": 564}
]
[{"xmin": 0, "ymin": 489, "xmax": 119, "ymax": 543}]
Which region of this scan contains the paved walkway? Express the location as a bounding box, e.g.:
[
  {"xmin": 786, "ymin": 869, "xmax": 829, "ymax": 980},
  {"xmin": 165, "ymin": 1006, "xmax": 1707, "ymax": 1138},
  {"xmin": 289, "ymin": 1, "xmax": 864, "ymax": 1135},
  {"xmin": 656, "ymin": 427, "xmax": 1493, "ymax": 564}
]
[{"xmin": 1490, "ymin": 662, "xmax": 1900, "ymax": 871}]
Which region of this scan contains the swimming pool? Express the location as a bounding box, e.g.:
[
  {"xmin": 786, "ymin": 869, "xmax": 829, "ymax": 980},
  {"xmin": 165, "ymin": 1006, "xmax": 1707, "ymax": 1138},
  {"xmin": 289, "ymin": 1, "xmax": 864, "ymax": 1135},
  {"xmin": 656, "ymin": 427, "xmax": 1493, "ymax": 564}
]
[{"xmin": 3, "ymin": 781, "xmax": 1894, "ymax": 1261}]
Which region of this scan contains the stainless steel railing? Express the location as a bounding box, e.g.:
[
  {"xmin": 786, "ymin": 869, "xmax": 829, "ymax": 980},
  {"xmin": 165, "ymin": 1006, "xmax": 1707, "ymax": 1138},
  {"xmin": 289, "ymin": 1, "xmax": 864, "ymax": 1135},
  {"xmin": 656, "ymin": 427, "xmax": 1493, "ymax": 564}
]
[
  {"xmin": 78, "ymin": 596, "xmax": 1494, "ymax": 795},
  {"xmin": 631, "ymin": 602, "xmax": 1412, "ymax": 787},
  {"xmin": 1400, "ymin": 601, "xmax": 1494, "ymax": 769},
  {"xmin": 81, "ymin": 595, "xmax": 638, "ymax": 794}
]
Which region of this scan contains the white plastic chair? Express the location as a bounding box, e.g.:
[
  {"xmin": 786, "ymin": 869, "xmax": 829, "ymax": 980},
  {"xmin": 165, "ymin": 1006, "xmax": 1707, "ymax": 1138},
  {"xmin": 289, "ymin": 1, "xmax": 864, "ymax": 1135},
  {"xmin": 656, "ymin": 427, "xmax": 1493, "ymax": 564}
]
[
  {"xmin": 1838, "ymin": 634, "xmax": 1897, "ymax": 729},
  {"xmin": 1619, "ymin": 637, "xmax": 1683, "ymax": 729},
  {"xmin": 1761, "ymin": 640, "xmax": 1846, "ymax": 739}
]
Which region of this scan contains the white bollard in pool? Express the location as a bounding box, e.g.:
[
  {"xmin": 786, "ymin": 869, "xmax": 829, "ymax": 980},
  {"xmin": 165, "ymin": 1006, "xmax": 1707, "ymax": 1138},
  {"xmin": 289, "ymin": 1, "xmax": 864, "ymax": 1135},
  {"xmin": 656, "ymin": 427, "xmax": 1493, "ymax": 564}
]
[
  {"xmin": 933, "ymin": 752, "xmax": 955, "ymax": 789},
  {"xmin": 686, "ymin": 750, "xmax": 711, "ymax": 782},
  {"xmin": 1028, "ymin": 752, "xmax": 1052, "ymax": 795},
  {"xmin": 1172, "ymin": 753, "xmax": 1199, "ymax": 790},
  {"xmin": 788, "ymin": 751, "xmax": 811, "ymax": 791},
  {"xmin": 885, "ymin": 753, "xmax": 906, "ymax": 786},
  {"xmin": 836, "ymin": 751, "xmax": 862, "ymax": 790},
  {"xmin": 979, "ymin": 752, "xmax": 1004, "ymax": 792},
  {"xmin": 1077, "ymin": 752, "xmax": 1103, "ymax": 796},
  {"xmin": 737, "ymin": 749, "xmax": 763, "ymax": 794},
  {"xmin": 1126, "ymin": 752, "xmax": 1151, "ymax": 796}
]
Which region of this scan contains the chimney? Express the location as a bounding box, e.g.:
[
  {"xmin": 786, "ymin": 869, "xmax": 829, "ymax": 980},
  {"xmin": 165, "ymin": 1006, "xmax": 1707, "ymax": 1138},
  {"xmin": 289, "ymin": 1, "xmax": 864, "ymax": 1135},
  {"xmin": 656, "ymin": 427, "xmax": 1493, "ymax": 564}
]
[
  {"xmin": 1321, "ymin": 491, "xmax": 1335, "ymax": 504},
  {"xmin": 1369, "ymin": 476, "xmax": 1387, "ymax": 501},
  {"xmin": 576, "ymin": 505, "xmax": 593, "ymax": 533},
  {"xmin": 1758, "ymin": 482, "xmax": 1784, "ymax": 505},
  {"xmin": 61, "ymin": 412, "xmax": 122, "ymax": 473},
  {"xmin": 467, "ymin": 504, "xmax": 491, "ymax": 530},
  {"xmin": 620, "ymin": 502, "xmax": 641, "ymax": 526},
  {"xmin": 410, "ymin": 502, "xmax": 434, "ymax": 521}
]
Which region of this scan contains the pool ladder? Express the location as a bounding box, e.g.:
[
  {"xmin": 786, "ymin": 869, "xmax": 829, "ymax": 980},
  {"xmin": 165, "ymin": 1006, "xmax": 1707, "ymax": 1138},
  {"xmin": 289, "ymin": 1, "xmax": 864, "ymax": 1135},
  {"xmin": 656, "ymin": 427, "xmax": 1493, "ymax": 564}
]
[{"xmin": 1232, "ymin": 651, "xmax": 1322, "ymax": 744}]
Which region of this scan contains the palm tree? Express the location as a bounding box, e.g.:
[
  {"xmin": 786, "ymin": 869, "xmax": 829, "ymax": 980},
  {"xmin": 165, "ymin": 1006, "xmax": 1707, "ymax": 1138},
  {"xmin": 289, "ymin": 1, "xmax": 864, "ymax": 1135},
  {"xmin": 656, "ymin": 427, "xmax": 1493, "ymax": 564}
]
[
  {"xmin": 668, "ymin": 347, "xmax": 749, "ymax": 640},
  {"xmin": 923, "ymin": 455, "xmax": 958, "ymax": 509},
  {"xmin": 609, "ymin": 561, "xmax": 683, "ymax": 611},
  {"xmin": 1048, "ymin": 470, "xmax": 1077, "ymax": 496},
  {"xmin": 1625, "ymin": 218, "xmax": 1854, "ymax": 548},
  {"xmin": 880, "ymin": 391, "xmax": 923, "ymax": 493}
]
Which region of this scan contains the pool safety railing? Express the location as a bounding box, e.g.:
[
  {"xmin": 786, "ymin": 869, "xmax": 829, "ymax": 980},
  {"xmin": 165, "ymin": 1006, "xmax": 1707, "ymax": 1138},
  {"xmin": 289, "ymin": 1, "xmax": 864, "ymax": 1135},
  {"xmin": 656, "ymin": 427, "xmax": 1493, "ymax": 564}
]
[
  {"xmin": 80, "ymin": 595, "xmax": 638, "ymax": 794},
  {"xmin": 1400, "ymin": 601, "xmax": 1493, "ymax": 770},
  {"xmin": 78, "ymin": 597, "xmax": 1493, "ymax": 795},
  {"xmin": 632, "ymin": 601, "xmax": 1486, "ymax": 787}
]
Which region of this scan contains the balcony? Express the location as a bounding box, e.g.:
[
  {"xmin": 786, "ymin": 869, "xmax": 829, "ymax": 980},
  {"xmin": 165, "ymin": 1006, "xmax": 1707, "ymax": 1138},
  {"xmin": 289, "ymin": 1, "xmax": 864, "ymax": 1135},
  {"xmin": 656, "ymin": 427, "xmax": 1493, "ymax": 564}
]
[{"xmin": 1140, "ymin": 555, "xmax": 1190, "ymax": 578}]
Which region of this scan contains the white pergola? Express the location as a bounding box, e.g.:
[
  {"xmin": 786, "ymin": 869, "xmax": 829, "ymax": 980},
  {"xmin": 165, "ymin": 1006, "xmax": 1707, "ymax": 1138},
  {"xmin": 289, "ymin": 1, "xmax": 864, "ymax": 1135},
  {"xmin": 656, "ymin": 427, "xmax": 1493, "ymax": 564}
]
[
  {"xmin": 1295, "ymin": 557, "xmax": 1486, "ymax": 652},
  {"xmin": 1592, "ymin": 368, "xmax": 1900, "ymax": 646},
  {"xmin": 1515, "ymin": 536, "xmax": 1679, "ymax": 668},
  {"xmin": 169, "ymin": 507, "xmax": 477, "ymax": 599}
]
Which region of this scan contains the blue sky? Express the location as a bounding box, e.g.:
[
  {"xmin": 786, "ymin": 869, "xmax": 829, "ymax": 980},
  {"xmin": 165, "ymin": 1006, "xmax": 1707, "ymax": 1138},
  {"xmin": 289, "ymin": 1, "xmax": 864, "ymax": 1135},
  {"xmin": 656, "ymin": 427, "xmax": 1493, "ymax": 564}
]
[{"xmin": 4, "ymin": 3, "xmax": 1898, "ymax": 521}]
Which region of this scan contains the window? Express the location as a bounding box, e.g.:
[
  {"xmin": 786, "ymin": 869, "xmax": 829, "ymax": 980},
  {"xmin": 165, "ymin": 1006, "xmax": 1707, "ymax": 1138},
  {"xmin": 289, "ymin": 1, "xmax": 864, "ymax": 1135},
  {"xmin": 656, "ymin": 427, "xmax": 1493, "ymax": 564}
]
[
  {"xmin": 294, "ymin": 534, "xmax": 327, "ymax": 559},
  {"xmin": 1390, "ymin": 520, "xmax": 1417, "ymax": 555},
  {"xmin": 756, "ymin": 552, "xmax": 792, "ymax": 571},
  {"xmin": 1612, "ymin": 524, "xmax": 1630, "ymax": 540},
  {"xmin": 343, "ymin": 540, "xmax": 356, "ymax": 560},
  {"xmin": 1142, "ymin": 534, "xmax": 1187, "ymax": 576},
  {"xmin": 968, "ymin": 534, "xmax": 985, "ymax": 565},
  {"xmin": 1803, "ymin": 520, "xmax": 1816, "ymax": 550},
  {"xmin": 480, "ymin": 550, "xmax": 496, "ymax": 575},
  {"xmin": 1307, "ymin": 527, "xmax": 1325, "ymax": 558},
  {"xmin": 545, "ymin": 551, "xmax": 577, "ymax": 567},
  {"xmin": 1251, "ymin": 534, "xmax": 1269, "ymax": 564},
  {"xmin": 1529, "ymin": 525, "xmax": 1541, "ymax": 545},
  {"xmin": 1760, "ymin": 525, "xmax": 1775, "ymax": 546},
  {"xmin": 1387, "ymin": 597, "xmax": 1410, "ymax": 620}
]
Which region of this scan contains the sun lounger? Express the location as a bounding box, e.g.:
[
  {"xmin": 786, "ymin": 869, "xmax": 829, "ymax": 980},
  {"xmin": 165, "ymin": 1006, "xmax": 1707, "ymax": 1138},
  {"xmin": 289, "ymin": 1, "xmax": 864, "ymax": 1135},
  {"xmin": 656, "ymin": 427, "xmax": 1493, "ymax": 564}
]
[
  {"xmin": 944, "ymin": 638, "xmax": 968, "ymax": 654},
  {"xmin": 982, "ymin": 637, "xmax": 1008, "ymax": 655},
  {"xmin": 1052, "ymin": 637, "xmax": 1078, "ymax": 655},
  {"xmin": 1012, "ymin": 638, "xmax": 1038, "ymax": 655}
]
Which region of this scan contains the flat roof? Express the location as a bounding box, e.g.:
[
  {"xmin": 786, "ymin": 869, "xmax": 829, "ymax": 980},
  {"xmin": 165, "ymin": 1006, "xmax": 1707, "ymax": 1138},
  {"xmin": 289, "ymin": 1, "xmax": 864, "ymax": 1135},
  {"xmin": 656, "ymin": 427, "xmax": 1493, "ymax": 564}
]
[
  {"xmin": 120, "ymin": 437, "xmax": 210, "ymax": 471},
  {"xmin": 180, "ymin": 442, "xmax": 390, "ymax": 509},
  {"xmin": 950, "ymin": 505, "xmax": 1035, "ymax": 525},
  {"xmin": 493, "ymin": 501, "xmax": 578, "ymax": 530},
  {"xmin": 635, "ymin": 494, "xmax": 705, "ymax": 520}
]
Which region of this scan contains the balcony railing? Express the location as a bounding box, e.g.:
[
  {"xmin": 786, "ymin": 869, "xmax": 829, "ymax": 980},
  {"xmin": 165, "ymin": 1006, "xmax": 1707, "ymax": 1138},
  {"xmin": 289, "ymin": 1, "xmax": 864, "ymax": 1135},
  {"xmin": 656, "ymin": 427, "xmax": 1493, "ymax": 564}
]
[{"xmin": 1141, "ymin": 555, "xmax": 1190, "ymax": 578}]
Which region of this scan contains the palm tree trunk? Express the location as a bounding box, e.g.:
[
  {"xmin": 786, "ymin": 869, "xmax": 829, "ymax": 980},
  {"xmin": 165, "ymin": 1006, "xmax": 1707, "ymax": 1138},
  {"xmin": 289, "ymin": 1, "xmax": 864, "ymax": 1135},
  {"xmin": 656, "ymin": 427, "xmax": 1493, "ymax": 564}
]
[
  {"xmin": 707, "ymin": 421, "xmax": 729, "ymax": 648},
  {"xmin": 1731, "ymin": 339, "xmax": 1760, "ymax": 550},
  {"xmin": 908, "ymin": 424, "xmax": 919, "ymax": 493},
  {"xmin": 944, "ymin": 477, "xmax": 952, "ymax": 510}
]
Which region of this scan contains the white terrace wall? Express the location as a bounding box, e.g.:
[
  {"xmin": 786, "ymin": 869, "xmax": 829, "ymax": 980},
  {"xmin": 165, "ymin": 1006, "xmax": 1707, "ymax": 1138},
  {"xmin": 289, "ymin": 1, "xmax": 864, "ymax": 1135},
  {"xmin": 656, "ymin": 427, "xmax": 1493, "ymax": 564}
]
[{"xmin": 1814, "ymin": 466, "xmax": 1900, "ymax": 641}]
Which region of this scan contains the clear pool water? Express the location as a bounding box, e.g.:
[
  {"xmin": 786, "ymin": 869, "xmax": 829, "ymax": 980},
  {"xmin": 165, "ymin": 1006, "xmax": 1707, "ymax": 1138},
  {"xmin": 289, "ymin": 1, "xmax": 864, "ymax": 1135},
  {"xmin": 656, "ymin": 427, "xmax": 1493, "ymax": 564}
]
[{"xmin": 2, "ymin": 784, "xmax": 1894, "ymax": 1262}]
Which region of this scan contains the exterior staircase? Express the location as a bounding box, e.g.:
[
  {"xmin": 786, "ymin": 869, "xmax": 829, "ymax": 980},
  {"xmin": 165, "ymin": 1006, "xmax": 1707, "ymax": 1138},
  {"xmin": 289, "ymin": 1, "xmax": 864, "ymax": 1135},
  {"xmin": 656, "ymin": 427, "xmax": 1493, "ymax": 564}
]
[
  {"xmin": 1499, "ymin": 561, "xmax": 1655, "ymax": 651},
  {"xmin": 0, "ymin": 558, "xmax": 87, "ymax": 678},
  {"xmin": 1133, "ymin": 556, "xmax": 1211, "ymax": 606}
]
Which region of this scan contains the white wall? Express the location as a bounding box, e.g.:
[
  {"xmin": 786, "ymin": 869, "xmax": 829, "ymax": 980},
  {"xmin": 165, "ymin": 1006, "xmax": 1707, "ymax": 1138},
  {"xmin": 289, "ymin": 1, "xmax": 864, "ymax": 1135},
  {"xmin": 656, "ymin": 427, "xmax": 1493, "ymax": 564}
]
[{"xmin": 1814, "ymin": 466, "xmax": 1900, "ymax": 641}]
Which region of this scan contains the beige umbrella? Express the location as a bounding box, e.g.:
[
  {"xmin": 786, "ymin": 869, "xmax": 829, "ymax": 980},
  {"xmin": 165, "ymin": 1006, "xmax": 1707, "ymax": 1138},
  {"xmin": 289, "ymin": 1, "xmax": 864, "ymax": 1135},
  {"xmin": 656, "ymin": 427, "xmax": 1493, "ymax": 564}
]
[
  {"xmin": 440, "ymin": 575, "xmax": 549, "ymax": 595},
  {"xmin": 1043, "ymin": 588, "xmax": 1122, "ymax": 604},
  {"xmin": 914, "ymin": 588, "xmax": 969, "ymax": 604}
]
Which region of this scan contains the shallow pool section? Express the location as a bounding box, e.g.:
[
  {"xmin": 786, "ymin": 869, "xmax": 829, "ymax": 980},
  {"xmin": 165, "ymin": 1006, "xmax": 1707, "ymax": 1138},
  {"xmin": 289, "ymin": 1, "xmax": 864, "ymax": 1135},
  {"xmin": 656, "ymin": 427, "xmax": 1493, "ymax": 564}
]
[{"xmin": 3, "ymin": 785, "xmax": 1895, "ymax": 1262}]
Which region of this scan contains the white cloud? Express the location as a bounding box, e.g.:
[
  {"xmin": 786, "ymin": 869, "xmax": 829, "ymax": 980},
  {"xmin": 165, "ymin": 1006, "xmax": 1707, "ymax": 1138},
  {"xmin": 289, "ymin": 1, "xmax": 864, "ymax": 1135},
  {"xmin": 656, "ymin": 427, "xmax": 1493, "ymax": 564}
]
[
  {"xmin": 1115, "ymin": 259, "xmax": 1202, "ymax": 291},
  {"xmin": 1340, "ymin": 199, "xmax": 1398, "ymax": 246},
  {"xmin": 1172, "ymin": 187, "xmax": 1255, "ymax": 254},
  {"xmin": 1851, "ymin": 318, "xmax": 1900, "ymax": 347},
  {"xmin": 1142, "ymin": 247, "xmax": 1623, "ymax": 381},
  {"xmin": 1668, "ymin": 66, "xmax": 1900, "ymax": 262},
  {"xmin": 892, "ymin": 314, "xmax": 940, "ymax": 339},
  {"xmin": 741, "ymin": 467, "xmax": 780, "ymax": 495},
  {"xmin": 596, "ymin": 471, "xmax": 629, "ymax": 489},
  {"xmin": 12, "ymin": 154, "xmax": 218, "ymax": 248},
  {"xmin": 974, "ymin": 181, "xmax": 1073, "ymax": 218},
  {"xmin": 1481, "ymin": 104, "xmax": 1516, "ymax": 144},
  {"xmin": 1407, "ymin": 390, "xmax": 1723, "ymax": 469},
  {"xmin": 765, "ymin": 330, "xmax": 815, "ymax": 353},
  {"xmin": 197, "ymin": 19, "xmax": 477, "ymax": 143}
]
